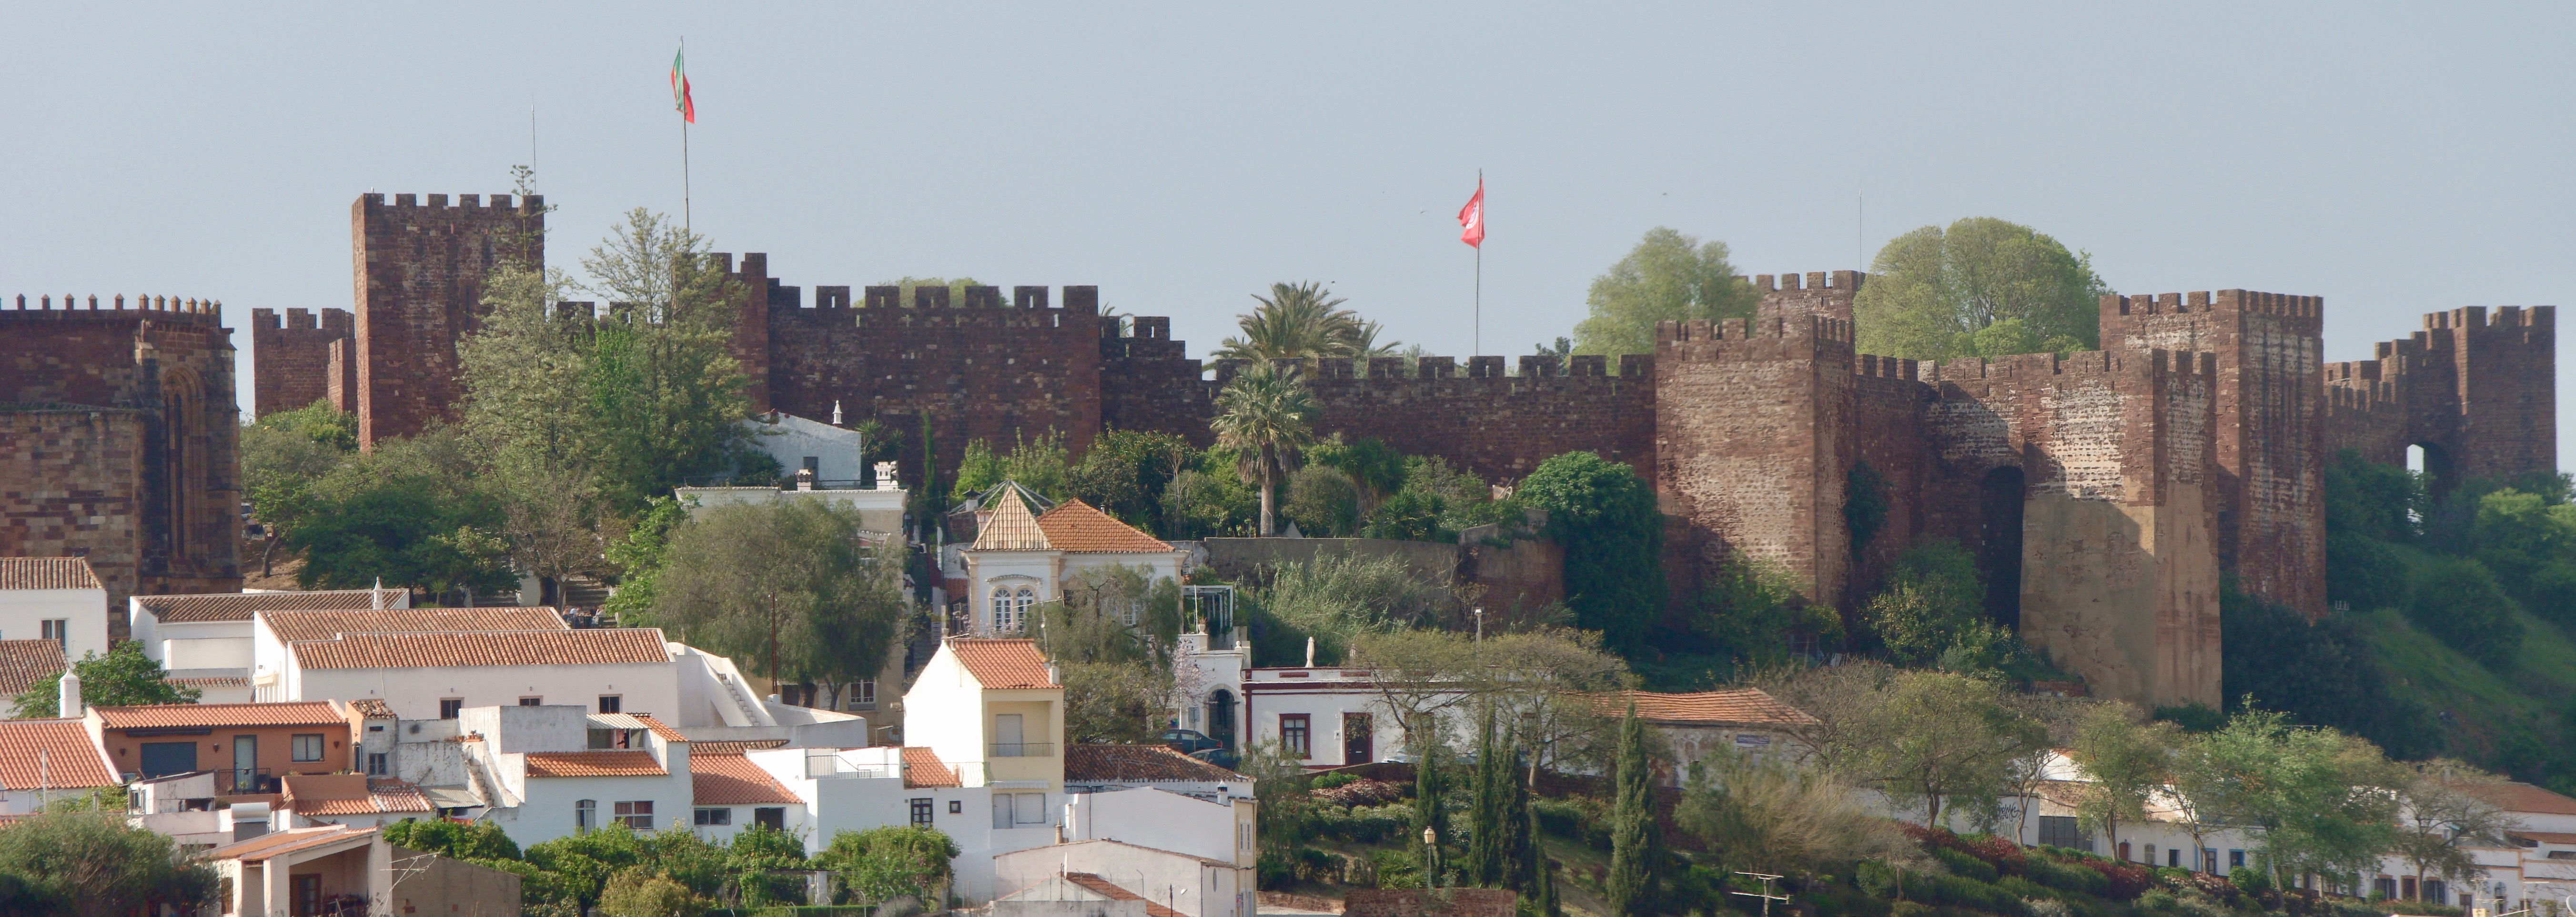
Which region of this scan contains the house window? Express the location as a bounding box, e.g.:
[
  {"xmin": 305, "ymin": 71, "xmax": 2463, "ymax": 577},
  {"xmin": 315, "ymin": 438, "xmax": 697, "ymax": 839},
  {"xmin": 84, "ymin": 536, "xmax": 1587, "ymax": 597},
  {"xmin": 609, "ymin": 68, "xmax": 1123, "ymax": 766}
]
[
  {"xmin": 992, "ymin": 792, "xmax": 1048, "ymax": 828},
  {"xmin": 2203, "ymin": 849, "xmax": 2219, "ymax": 873},
  {"xmin": 615, "ymin": 801, "xmax": 654, "ymax": 830},
  {"xmin": 949, "ymin": 800, "xmax": 962, "ymax": 814},
  {"xmin": 598, "ymin": 695, "xmax": 622, "ymax": 714},
  {"xmin": 2229, "ymin": 849, "xmax": 2245, "ymax": 868},
  {"xmin": 519, "ymin": 696, "xmax": 543, "ymax": 706},
  {"xmin": 2375, "ymin": 878, "xmax": 2398, "ymax": 900},
  {"xmin": 2168, "ymin": 848, "xmax": 2180, "ymax": 867},
  {"xmin": 851, "ymin": 679, "xmax": 877, "ymax": 710},
  {"xmin": 439, "ymin": 698, "xmax": 464, "ymax": 719},
  {"xmin": 1280, "ymin": 715, "xmax": 1311, "ymax": 759},
  {"xmin": 911, "ymin": 798, "xmax": 935, "ymax": 826},
  {"xmin": 695, "ymin": 807, "xmax": 732, "ymax": 826},
  {"xmin": 293, "ymin": 874, "xmax": 322, "ymax": 916},
  {"xmin": 40, "ymin": 619, "xmax": 68, "ymax": 648},
  {"xmin": 755, "ymin": 807, "xmax": 785, "ymax": 830},
  {"xmin": 366, "ymin": 753, "xmax": 387, "ymax": 776},
  {"xmin": 291, "ymin": 734, "xmax": 324, "ymax": 762},
  {"xmin": 991, "ymin": 588, "xmax": 1013, "ymax": 632},
  {"xmin": 2037, "ymin": 816, "xmax": 2088, "ymax": 851},
  {"xmin": 576, "ymin": 800, "xmax": 596, "ymax": 833}
]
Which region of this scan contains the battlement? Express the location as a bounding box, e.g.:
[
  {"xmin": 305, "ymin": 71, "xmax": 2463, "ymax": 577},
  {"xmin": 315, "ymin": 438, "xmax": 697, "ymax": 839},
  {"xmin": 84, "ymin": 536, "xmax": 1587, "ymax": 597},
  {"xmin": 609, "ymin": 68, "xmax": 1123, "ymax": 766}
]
[
  {"xmin": 760, "ymin": 280, "xmax": 1099, "ymax": 313},
  {"xmin": 357, "ymin": 192, "xmax": 546, "ymax": 213},
  {"xmin": 2424, "ymin": 304, "xmax": 2555, "ymax": 331},
  {"xmin": 249, "ymin": 307, "xmax": 353, "ymax": 333},
  {"xmin": 1918, "ymin": 348, "xmax": 2215, "ymax": 384},
  {"xmin": 1208, "ymin": 353, "xmax": 1651, "ymax": 384},
  {"xmin": 7, "ymin": 294, "xmax": 224, "ymax": 325},
  {"xmin": 2105, "ymin": 290, "xmax": 2323, "ymax": 319},
  {"xmin": 1654, "ymin": 313, "xmax": 1856, "ymax": 348},
  {"xmin": 1744, "ymin": 270, "xmax": 1866, "ymax": 294}
]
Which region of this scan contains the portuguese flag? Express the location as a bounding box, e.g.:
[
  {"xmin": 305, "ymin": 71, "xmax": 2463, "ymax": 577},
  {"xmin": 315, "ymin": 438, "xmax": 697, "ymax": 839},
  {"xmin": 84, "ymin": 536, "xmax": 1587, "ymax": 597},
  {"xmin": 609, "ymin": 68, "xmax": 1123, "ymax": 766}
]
[{"xmin": 671, "ymin": 45, "xmax": 695, "ymax": 123}]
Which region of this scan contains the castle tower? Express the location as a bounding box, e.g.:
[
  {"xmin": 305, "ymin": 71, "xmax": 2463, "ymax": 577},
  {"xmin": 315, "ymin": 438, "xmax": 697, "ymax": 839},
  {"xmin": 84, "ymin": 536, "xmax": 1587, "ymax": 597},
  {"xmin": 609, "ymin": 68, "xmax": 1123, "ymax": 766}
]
[
  {"xmin": 2324, "ymin": 305, "xmax": 2555, "ymax": 495},
  {"xmin": 2098, "ymin": 290, "xmax": 2327, "ymax": 618},
  {"xmin": 249, "ymin": 307, "xmax": 354, "ymax": 417},
  {"xmin": 350, "ymin": 193, "xmax": 544, "ymax": 448},
  {"xmin": 1653, "ymin": 313, "xmax": 1859, "ymax": 608},
  {"xmin": 1749, "ymin": 270, "xmax": 1866, "ymax": 324}
]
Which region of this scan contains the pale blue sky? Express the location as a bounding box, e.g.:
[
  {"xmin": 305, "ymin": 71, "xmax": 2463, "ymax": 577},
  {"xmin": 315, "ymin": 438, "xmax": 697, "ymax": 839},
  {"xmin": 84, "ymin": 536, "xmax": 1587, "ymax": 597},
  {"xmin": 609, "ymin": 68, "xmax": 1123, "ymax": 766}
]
[{"xmin": 4, "ymin": 4, "xmax": 2570, "ymax": 461}]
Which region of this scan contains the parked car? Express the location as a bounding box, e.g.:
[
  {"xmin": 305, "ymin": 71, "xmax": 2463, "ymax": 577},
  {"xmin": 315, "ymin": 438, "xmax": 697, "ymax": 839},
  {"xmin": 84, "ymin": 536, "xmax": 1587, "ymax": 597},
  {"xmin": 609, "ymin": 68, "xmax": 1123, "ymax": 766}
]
[
  {"xmin": 1189, "ymin": 747, "xmax": 1240, "ymax": 772},
  {"xmin": 1160, "ymin": 729, "xmax": 1223, "ymax": 755}
]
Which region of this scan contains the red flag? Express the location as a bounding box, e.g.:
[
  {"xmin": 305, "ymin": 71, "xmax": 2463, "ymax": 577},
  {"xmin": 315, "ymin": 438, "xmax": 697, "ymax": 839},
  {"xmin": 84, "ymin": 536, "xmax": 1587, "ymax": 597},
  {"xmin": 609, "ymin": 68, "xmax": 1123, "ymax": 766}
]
[
  {"xmin": 1457, "ymin": 178, "xmax": 1485, "ymax": 248},
  {"xmin": 671, "ymin": 46, "xmax": 696, "ymax": 124}
]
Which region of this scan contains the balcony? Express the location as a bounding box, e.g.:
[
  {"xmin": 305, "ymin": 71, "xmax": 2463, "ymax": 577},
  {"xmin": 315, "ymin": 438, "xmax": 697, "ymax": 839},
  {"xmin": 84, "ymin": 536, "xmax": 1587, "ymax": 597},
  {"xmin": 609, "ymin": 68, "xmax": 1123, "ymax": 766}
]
[
  {"xmin": 214, "ymin": 768, "xmax": 278, "ymax": 795},
  {"xmin": 990, "ymin": 742, "xmax": 1056, "ymax": 758}
]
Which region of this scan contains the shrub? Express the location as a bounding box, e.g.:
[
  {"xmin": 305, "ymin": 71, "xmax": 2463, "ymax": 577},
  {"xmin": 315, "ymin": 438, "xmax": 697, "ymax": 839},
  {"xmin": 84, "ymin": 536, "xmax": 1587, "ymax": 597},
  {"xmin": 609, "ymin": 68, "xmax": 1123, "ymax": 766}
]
[
  {"xmin": 2016, "ymin": 851, "xmax": 2107, "ymax": 896},
  {"xmin": 2227, "ymin": 867, "xmax": 2268, "ymax": 896},
  {"xmin": 1889, "ymin": 902, "xmax": 1936, "ymax": 917},
  {"xmin": 1312, "ymin": 778, "xmax": 1406, "ymax": 808},
  {"xmin": 1929, "ymin": 847, "xmax": 1999, "ymax": 884},
  {"xmin": 1531, "ymin": 797, "xmax": 1585, "ymax": 839},
  {"xmin": 2408, "ymin": 557, "xmax": 2525, "ymax": 668},
  {"xmin": 1309, "ymin": 772, "xmax": 1360, "ymax": 790},
  {"xmin": 2384, "ymin": 901, "xmax": 2465, "ymax": 917},
  {"xmin": 1996, "ymin": 876, "xmax": 2054, "ymax": 902},
  {"xmin": 1913, "ymin": 873, "xmax": 2025, "ymax": 917}
]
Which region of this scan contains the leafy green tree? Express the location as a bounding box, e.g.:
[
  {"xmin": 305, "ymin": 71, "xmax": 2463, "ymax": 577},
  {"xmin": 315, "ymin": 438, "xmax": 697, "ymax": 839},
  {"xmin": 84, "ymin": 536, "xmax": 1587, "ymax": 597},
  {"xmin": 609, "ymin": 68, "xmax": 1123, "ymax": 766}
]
[
  {"xmin": 602, "ymin": 495, "xmax": 689, "ymax": 623},
  {"xmin": 814, "ymin": 826, "xmax": 960, "ymax": 906},
  {"xmin": 2326, "ymin": 449, "xmax": 2421, "ymax": 544},
  {"xmin": 0, "ymin": 810, "xmax": 218, "ymax": 917},
  {"xmin": 1517, "ymin": 452, "xmax": 1663, "ymax": 654},
  {"xmin": 383, "ymin": 818, "xmax": 523, "ymax": 861},
  {"xmin": 647, "ymin": 500, "xmax": 908, "ymax": 691},
  {"xmin": 724, "ymin": 825, "xmax": 811, "ymax": 906},
  {"xmin": 1852, "ymin": 669, "xmax": 2047, "ymax": 828},
  {"xmin": 597, "ymin": 870, "xmax": 710, "ymax": 917},
  {"xmin": 2472, "ymin": 487, "xmax": 2576, "ymax": 620},
  {"xmin": 1252, "ymin": 552, "xmax": 1461, "ymax": 663},
  {"xmin": 574, "ymin": 210, "xmax": 757, "ymax": 508},
  {"xmin": 2068, "ymin": 704, "xmax": 2180, "ymax": 863},
  {"xmin": 1572, "ymin": 228, "xmax": 1758, "ymax": 357},
  {"xmin": 2219, "ymin": 580, "xmax": 2435, "ymax": 758},
  {"xmin": 1308, "ymin": 436, "xmax": 1408, "ymax": 515},
  {"xmin": 1215, "ymin": 282, "xmax": 1392, "ymax": 363},
  {"xmin": 950, "ymin": 433, "xmax": 1073, "ymax": 504},
  {"xmin": 2181, "ymin": 708, "xmax": 2401, "ymax": 893},
  {"xmin": 238, "ymin": 398, "xmax": 357, "ymax": 575},
  {"xmin": 1675, "ymin": 746, "xmax": 1916, "ymax": 876},
  {"xmin": 1212, "ymin": 363, "xmax": 1321, "ymax": 537},
  {"xmin": 1412, "ymin": 714, "xmax": 1450, "ymax": 877},
  {"xmin": 1862, "ymin": 539, "xmax": 2004, "ymax": 667},
  {"xmin": 1070, "ymin": 429, "xmax": 1193, "ymax": 532},
  {"xmin": 1692, "ymin": 556, "xmax": 1839, "ymax": 670},
  {"xmin": 2387, "ymin": 759, "xmax": 2520, "ymax": 894},
  {"xmin": 13, "ymin": 641, "xmax": 200, "ymax": 718},
  {"xmin": 1161, "ymin": 465, "xmax": 1259, "ymax": 540},
  {"xmin": 1283, "ymin": 464, "xmax": 1361, "ymax": 537},
  {"xmin": 1852, "ymin": 217, "xmax": 2108, "ymax": 360},
  {"xmin": 2407, "ymin": 557, "xmax": 2523, "ymax": 668},
  {"xmin": 1606, "ymin": 704, "xmax": 1657, "ymax": 917},
  {"xmin": 284, "ymin": 427, "xmax": 515, "ymax": 598},
  {"xmin": 1466, "ymin": 704, "xmax": 1510, "ymax": 887}
]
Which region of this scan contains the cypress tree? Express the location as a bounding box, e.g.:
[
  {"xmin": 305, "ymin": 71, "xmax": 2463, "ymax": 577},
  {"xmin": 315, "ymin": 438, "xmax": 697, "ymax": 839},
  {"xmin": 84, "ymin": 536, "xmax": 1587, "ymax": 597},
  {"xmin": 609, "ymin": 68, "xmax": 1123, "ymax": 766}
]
[
  {"xmin": 1495, "ymin": 746, "xmax": 1530, "ymax": 893},
  {"xmin": 1466, "ymin": 703, "xmax": 1507, "ymax": 886},
  {"xmin": 1413, "ymin": 714, "xmax": 1448, "ymax": 887},
  {"xmin": 1607, "ymin": 703, "xmax": 1653, "ymax": 916},
  {"xmin": 1517, "ymin": 751, "xmax": 1556, "ymax": 916}
]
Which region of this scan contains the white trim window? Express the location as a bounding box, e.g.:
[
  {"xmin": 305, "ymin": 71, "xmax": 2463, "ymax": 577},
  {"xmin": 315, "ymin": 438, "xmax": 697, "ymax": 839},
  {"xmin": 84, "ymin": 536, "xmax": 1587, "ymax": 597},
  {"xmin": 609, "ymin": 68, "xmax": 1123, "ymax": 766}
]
[{"xmin": 991, "ymin": 586, "xmax": 1013, "ymax": 633}]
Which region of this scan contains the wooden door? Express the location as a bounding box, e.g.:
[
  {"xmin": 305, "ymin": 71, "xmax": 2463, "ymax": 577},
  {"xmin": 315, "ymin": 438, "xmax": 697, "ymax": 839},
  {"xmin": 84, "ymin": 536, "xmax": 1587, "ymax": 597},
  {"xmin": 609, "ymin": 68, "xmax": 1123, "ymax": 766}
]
[{"xmin": 1343, "ymin": 713, "xmax": 1372, "ymax": 765}]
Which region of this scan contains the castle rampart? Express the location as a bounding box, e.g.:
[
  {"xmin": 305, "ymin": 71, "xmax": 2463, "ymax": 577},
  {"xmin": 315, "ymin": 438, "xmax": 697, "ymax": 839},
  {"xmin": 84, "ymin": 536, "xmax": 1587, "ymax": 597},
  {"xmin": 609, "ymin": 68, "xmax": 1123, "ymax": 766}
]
[
  {"xmin": 251, "ymin": 306, "xmax": 354, "ymax": 416},
  {"xmin": 2324, "ymin": 305, "xmax": 2555, "ymax": 496},
  {"xmin": 350, "ymin": 192, "xmax": 544, "ymax": 447}
]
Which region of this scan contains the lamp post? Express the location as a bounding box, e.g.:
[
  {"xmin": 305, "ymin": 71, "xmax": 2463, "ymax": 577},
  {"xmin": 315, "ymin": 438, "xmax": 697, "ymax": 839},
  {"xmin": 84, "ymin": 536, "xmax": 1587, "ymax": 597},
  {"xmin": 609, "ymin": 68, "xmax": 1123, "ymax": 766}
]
[{"xmin": 1423, "ymin": 826, "xmax": 1441, "ymax": 888}]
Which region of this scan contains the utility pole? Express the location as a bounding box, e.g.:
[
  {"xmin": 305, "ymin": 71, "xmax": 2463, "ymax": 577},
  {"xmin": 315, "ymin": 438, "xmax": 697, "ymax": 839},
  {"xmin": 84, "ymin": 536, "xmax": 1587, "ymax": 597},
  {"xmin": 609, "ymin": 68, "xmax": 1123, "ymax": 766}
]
[{"xmin": 1732, "ymin": 871, "xmax": 1789, "ymax": 917}]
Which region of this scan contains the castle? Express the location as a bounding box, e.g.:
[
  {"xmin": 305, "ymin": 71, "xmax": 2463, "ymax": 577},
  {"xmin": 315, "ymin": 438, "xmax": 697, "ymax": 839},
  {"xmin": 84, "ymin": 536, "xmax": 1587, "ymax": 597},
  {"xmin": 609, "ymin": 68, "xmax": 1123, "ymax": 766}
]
[{"xmin": 237, "ymin": 192, "xmax": 2553, "ymax": 708}]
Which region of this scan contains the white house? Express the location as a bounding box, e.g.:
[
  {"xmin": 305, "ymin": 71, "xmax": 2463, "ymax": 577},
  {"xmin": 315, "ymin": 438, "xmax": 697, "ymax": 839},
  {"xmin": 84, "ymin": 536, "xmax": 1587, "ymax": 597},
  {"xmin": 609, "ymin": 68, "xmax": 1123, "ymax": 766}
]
[
  {"xmin": 130, "ymin": 586, "xmax": 406, "ymax": 675},
  {"xmin": 250, "ymin": 606, "xmax": 571, "ymax": 704},
  {"xmin": 0, "ymin": 717, "xmax": 121, "ymax": 814},
  {"xmin": 274, "ymin": 626, "xmax": 681, "ymax": 722},
  {"xmin": 0, "ymin": 557, "xmax": 108, "ymax": 663},
  {"xmin": 1241, "ymin": 666, "xmax": 1414, "ymax": 769},
  {"xmin": 453, "ymin": 704, "xmax": 701, "ymax": 847},
  {"xmin": 2364, "ymin": 781, "xmax": 2576, "ymax": 911},
  {"xmin": 674, "ymin": 411, "xmax": 909, "ymax": 535},
  {"xmin": 1599, "ymin": 688, "xmax": 1818, "ymax": 782},
  {"xmin": 196, "ymin": 824, "xmax": 523, "ymax": 917},
  {"xmin": 275, "ymin": 772, "xmax": 434, "ymax": 828},
  {"xmin": 993, "ymin": 838, "xmax": 1254, "ymax": 917},
  {"xmin": 948, "ymin": 485, "xmax": 1186, "ymax": 638}
]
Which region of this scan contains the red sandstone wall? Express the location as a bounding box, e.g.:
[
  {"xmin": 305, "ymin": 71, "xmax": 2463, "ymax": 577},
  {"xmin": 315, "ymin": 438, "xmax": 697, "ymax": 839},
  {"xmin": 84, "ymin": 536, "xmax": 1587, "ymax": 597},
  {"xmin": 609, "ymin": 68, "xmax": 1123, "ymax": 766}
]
[
  {"xmin": 250, "ymin": 307, "xmax": 353, "ymax": 417},
  {"xmin": 350, "ymin": 193, "xmax": 543, "ymax": 448},
  {"xmin": 2325, "ymin": 306, "xmax": 2556, "ymax": 488},
  {"xmin": 763, "ymin": 282, "xmax": 1105, "ymax": 483},
  {"xmin": 1751, "ymin": 270, "xmax": 1865, "ymax": 324},
  {"xmin": 1654, "ymin": 314, "xmax": 1856, "ymax": 607},
  {"xmin": 0, "ymin": 410, "xmax": 145, "ymax": 615},
  {"xmin": 2099, "ymin": 290, "xmax": 2326, "ymax": 618}
]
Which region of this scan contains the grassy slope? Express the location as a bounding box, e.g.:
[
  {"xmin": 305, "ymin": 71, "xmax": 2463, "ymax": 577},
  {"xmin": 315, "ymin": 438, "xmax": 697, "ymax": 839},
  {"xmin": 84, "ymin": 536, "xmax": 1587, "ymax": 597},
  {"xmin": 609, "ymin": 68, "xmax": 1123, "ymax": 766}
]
[{"xmin": 2353, "ymin": 546, "xmax": 2576, "ymax": 766}]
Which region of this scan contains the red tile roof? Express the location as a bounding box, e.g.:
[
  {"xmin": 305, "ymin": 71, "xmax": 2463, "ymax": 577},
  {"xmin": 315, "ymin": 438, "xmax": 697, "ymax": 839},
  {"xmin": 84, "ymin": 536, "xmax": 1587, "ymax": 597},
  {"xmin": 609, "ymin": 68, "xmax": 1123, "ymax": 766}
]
[
  {"xmin": 1062, "ymin": 873, "xmax": 1185, "ymax": 917},
  {"xmin": 162, "ymin": 675, "xmax": 249, "ymax": 688},
  {"xmin": 95, "ymin": 701, "xmax": 347, "ymax": 730},
  {"xmin": 291, "ymin": 628, "xmax": 670, "ymax": 670},
  {"xmin": 280, "ymin": 774, "xmax": 433, "ymax": 816},
  {"xmin": 691, "ymin": 739, "xmax": 788, "ymax": 755},
  {"xmin": 206, "ymin": 825, "xmax": 376, "ymax": 862},
  {"xmin": 691, "ymin": 753, "xmax": 800, "ymax": 806},
  {"xmin": 970, "ymin": 487, "xmax": 1051, "ymax": 551},
  {"xmin": 0, "ymin": 640, "xmax": 66, "ymax": 698},
  {"xmin": 0, "ymin": 719, "xmax": 117, "ymax": 790},
  {"xmin": 523, "ymin": 751, "xmax": 666, "ymax": 778},
  {"xmin": 136, "ymin": 589, "xmax": 403, "ymax": 623},
  {"xmin": 347, "ymin": 699, "xmax": 394, "ymax": 719},
  {"xmin": 902, "ymin": 747, "xmax": 960, "ymax": 788},
  {"xmin": 2467, "ymin": 781, "xmax": 2576, "ymax": 817},
  {"xmin": 1599, "ymin": 688, "xmax": 1818, "ymax": 726},
  {"xmin": 1034, "ymin": 500, "xmax": 1173, "ymax": 553},
  {"xmin": 950, "ymin": 639, "xmax": 1057, "ymax": 689},
  {"xmin": 1064, "ymin": 744, "xmax": 1249, "ymax": 783},
  {"xmin": 0, "ymin": 557, "xmax": 101, "ymax": 590},
  {"xmin": 259, "ymin": 607, "xmax": 566, "ymax": 644}
]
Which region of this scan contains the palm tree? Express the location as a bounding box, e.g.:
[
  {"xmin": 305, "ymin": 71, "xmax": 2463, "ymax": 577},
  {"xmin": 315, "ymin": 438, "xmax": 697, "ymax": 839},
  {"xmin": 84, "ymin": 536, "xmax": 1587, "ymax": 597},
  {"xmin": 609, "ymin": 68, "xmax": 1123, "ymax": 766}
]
[
  {"xmin": 1214, "ymin": 282, "xmax": 1399, "ymax": 364},
  {"xmin": 1210, "ymin": 363, "xmax": 1319, "ymax": 536}
]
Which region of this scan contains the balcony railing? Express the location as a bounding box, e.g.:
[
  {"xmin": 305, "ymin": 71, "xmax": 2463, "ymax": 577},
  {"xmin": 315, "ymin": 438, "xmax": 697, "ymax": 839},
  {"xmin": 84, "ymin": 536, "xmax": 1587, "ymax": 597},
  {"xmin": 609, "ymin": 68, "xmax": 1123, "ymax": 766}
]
[
  {"xmin": 214, "ymin": 768, "xmax": 278, "ymax": 795},
  {"xmin": 990, "ymin": 742, "xmax": 1055, "ymax": 758}
]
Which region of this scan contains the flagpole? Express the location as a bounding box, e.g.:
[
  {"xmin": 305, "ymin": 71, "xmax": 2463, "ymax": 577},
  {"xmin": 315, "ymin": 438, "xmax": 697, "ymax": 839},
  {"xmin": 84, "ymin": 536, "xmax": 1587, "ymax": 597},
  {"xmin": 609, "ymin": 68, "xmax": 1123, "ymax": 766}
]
[
  {"xmin": 1474, "ymin": 168, "xmax": 1483, "ymax": 356},
  {"xmin": 680, "ymin": 37, "xmax": 692, "ymax": 234}
]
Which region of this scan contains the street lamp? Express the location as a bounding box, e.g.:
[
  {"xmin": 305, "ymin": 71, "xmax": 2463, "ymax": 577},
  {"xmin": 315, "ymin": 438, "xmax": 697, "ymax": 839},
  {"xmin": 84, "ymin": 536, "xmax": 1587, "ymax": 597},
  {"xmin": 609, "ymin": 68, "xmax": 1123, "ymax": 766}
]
[{"xmin": 1422, "ymin": 826, "xmax": 1440, "ymax": 888}]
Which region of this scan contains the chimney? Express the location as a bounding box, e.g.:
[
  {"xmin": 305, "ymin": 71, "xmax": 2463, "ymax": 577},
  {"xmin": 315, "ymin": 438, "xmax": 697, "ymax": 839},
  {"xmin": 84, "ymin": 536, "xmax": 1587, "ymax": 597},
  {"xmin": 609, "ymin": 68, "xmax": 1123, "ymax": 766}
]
[
  {"xmin": 1046, "ymin": 662, "xmax": 1062, "ymax": 685},
  {"xmin": 57, "ymin": 670, "xmax": 81, "ymax": 718},
  {"xmin": 832, "ymin": 400, "xmax": 844, "ymax": 426},
  {"xmin": 372, "ymin": 578, "xmax": 384, "ymax": 609},
  {"xmin": 1304, "ymin": 637, "xmax": 1316, "ymax": 668}
]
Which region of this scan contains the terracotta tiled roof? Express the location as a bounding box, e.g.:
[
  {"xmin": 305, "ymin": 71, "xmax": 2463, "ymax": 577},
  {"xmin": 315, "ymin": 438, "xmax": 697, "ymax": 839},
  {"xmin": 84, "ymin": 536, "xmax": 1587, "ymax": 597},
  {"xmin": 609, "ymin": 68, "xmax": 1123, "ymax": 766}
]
[
  {"xmin": 0, "ymin": 557, "xmax": 101, "ymax": 590},
  {"xmin": 136, "ymin": 588, "xmax": 404, "ymax": 624},
  {"xmin": 1064, "ymin": 744, "xmax": 1249, "ymax": 783},
  {"xmin": 950, "ymin": 639, "xmax": 1057, "ymax": 689},
  {"xmin": 96, "ymin": 701, "xmax": 347, "ymax": 730},
  {"xmin": 207, "ymin": 825, "xmax": 375, "ymax": 862},
  {"xmin": 2467, "ymin": 781, "xmax": 2576, "ymax": 817},
  {"xmin": 523, "ymin": 751, "xmax": 666, "ymax": 778},
  {"xmin": 0, "ymin": 719, "xmax": 117, "ymax": 790},
  {"xmin": 1062, "ymin": 874, "xmax": 1185, "ymax": 917},
  {"xmin": 0, "ymin": 640, "xmax": 66, "ymax": 697},
  {"xmin": 281, "ymin": 774, "xmax": 433, "ymax": 816},
  {"xmin": 348, "ymin": 699, "xmax": 394, "ymax": 719},
  {"xmin": 691, "ymin": 739, "xmax": 788, "ymax": 755},
  {"xmin": 902, "ymin": 747, "xmax": 960, "ymax": 788},
  {"xmin": 1034, "ymin": 499, "xmax": 1173, "ymax": 553},
  {"xmin": 260, "ymin": 607, "xmax": 566, "ymax": 644},
  {"xmin": 162, "ymin": 675, "xmax": 249, "ymax": 688},
  {"xmin": 591, "ymin": 713, "xmax": 689, "ymax": 742},
  {"xmin": 691, "ymin": 753, "xmax": 800, "ymax": 806},
  {"xmin": 970, "ymin": 486, "xmax": 1051, "ymax": 550},
  {"xmin": 1598, "ymin": 688, "xmax": 1818, "ymax": 726},
  {"xmin": 2512, "ymin": 831, "xmax": 2576, "ymax": 845},
  {"xmin": 291, "ymin": 628, "xmax": 671, "ymax": 670}
]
